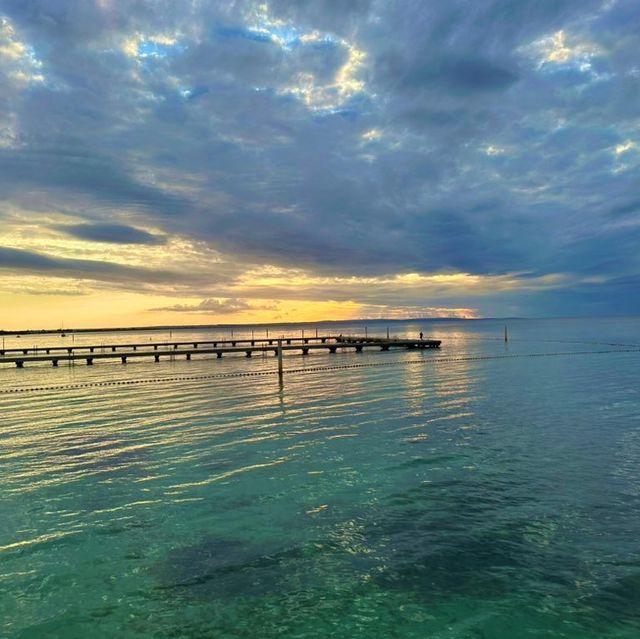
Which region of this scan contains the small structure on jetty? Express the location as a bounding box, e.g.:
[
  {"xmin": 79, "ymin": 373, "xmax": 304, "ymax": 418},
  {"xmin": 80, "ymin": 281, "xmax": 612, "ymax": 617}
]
[{"xmin": 0, "ymin": 335, "xmax": 441, "ymax": 368}]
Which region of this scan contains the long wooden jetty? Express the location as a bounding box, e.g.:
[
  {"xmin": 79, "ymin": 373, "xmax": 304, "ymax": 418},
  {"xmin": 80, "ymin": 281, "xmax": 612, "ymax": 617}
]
[
  {"xmin": 0, "ymin": 335, "xmax": 337, "ymax": 357},
  {"xmin": 0, "ymin": 336, "xmax": 441, "ymax": 368}
]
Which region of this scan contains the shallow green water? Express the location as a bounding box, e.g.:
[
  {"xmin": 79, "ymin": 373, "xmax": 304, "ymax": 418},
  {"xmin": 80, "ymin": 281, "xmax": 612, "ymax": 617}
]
[{"xmin": 1, "ymin": 318, "xmax": 639, "ymax": 638}]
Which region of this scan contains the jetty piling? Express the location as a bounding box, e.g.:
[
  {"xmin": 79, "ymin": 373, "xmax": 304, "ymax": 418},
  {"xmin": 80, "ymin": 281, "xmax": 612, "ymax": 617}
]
[{"xmin": 277, "ymin": 339, "xmax": 284, "ymax": 380}]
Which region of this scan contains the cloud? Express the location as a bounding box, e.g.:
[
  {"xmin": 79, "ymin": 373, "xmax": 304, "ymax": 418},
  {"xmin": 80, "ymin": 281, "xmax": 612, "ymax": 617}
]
[
  {"xmin": 152, "ymin": 298, "xmax": 276, "ymax": 314},
  {"xmin": 59, "ymin": 223, "xmax": 166, "ymax": 245},
  {"xmin": 0, "ymin": 0, "xmax": 639, "ymax": 319},
  {"xmin": 355, "ymin": 305, "xmax": 478, "ymax": 320},
  {"xmin": 0, "ymin": 245, "xmax": 177, "ymax": 285},
  {"xmin": 398, "ymin": 56, "xmax": 519, "ymax": 93},
  {"xmin": 0, "ymin": 147, "xmax": 192, "ymax": 217}
]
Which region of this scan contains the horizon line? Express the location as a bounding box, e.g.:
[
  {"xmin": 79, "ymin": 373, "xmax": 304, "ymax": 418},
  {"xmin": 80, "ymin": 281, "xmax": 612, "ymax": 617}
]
[{"xmin": 2, "ymin": 314, "xmax": 636, "ymax": 335}]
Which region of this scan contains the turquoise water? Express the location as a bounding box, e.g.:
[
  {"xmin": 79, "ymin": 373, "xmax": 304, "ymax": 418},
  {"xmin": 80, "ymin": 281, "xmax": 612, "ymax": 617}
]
[{"xmin": 1, "ymin": 318, "xmax": 639, "ymax": 638}]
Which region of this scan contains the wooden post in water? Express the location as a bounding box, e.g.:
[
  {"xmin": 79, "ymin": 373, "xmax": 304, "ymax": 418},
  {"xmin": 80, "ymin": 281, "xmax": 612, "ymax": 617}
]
[
  {"xmin": 504, "ymin": 325, "xmax": 508, "ymax": 342},
  {"xmin": 386, "ymin": 326, "xmax": 390, "ymax": 339},
  {"xmin": 277, "ymin": 338, "xmax": 283, "ymax": 382}
]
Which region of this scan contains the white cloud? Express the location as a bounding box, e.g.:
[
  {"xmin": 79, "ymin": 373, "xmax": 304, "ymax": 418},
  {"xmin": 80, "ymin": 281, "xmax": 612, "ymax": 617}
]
[
  {"xmin": 362, "ymin": 128, "xmax": 382, "ymax": 141},
  {"xmin": 0, "ymin": 16, "xmax": 45, "ymax": 83},
  {"xmin": 520, "ymin": 29, "xmax": 603, "ymax": 75},
  {"xmin": 614, "ymin": 140, "xmax": 636, "ymax": 155},
  {"xmin": 122, "ymin": 32, "xmax": 182, "ymax": 58}
]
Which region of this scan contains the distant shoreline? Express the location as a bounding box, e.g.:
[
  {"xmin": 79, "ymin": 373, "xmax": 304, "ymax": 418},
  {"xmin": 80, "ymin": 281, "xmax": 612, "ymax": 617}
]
[{"xmin": 0, "ymin": 317, "xmax": 529, "ymax": 336}]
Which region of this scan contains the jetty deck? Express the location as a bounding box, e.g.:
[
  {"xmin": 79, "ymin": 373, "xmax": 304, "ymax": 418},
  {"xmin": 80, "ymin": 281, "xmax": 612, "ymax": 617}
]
[
  {"xmin": 0, "ymin": 335, "xmax": 334, "ymax": 357},
  {"xmin": 0, "ymin": 336, "xmax": 441, "ymax": 367}
]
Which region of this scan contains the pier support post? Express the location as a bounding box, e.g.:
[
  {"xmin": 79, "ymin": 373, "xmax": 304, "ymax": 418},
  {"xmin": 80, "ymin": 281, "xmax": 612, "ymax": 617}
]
[
  {"xmin": 16, "ymin": 361, "xmax": 23, "ymax": 368},
  {"xmin": 154, "ymin": 354, "xmax": 160, "ymax": 362},
  {"xmin": 277, "ymin": 339, "xmax": 283, "ymax": 380},
  {"xmin": 216, "ymin": 352, "xmax": 222, "ymax": 358},
  {"xmin": 121, "ymin": 356, "xmax": 127, "ymax": 364},
  {"xmin": 186, "ymin": 353, "xmax": 191, "ymax": 360},
  {"xmin": 52, "ymin": 359, "xmax": 58, "ymax": 367},
  {"xmin": 245, "ymin": 350, "xmax": 252, "ymax": 357},
  {"xmin": 302, "ymin": 347, "xmax": 309, "ymax": 355},
  {"xmin": 329, "ymin": 346, "xmax": 337, "ymax": 354},
  {"xmin": 86, "ymin": 357, "xmax": 93, "ymax": 365},
  {"xmin": 355, "ymin": 345, "xmax": 363, "ymax": 353}
]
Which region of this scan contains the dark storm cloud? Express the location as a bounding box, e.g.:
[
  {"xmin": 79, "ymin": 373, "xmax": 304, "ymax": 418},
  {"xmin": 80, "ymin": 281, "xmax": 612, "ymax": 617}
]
[
  {"xmin": 0, "ymin": 148, "xmax": 192, "ymax": 217},
  {"xmin": 0, "ymin": 246, "xmax": 175, "ymax": 285},
  {"xmin": 393, "ymin": 56, "xmax": 519, "ymax": 93},
  {"xmin": 60, "ymin": 223, "xmax": 166, "ymax": 245},
  {"xmin": 0, "ymin": 0, "xmax": 639, "ymax": 314}
]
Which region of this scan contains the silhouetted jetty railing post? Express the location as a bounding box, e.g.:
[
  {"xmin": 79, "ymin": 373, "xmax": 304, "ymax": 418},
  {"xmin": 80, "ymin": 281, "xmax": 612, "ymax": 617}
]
[{"xmin": 0, "ymin": 335, "xmax": 441, "ymax": 368}]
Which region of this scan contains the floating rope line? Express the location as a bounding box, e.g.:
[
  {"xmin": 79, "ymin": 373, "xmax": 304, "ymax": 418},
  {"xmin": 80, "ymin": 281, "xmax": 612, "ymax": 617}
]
[{"xmin": 1, "ymin": 347, "xmax": 639, "ymax": 396}]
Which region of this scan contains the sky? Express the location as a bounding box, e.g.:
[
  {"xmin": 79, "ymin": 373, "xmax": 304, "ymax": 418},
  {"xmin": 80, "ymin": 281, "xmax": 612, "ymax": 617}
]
[{"xmin": 0, "ymin": 0, "xmax": 639, "ymax": 329}]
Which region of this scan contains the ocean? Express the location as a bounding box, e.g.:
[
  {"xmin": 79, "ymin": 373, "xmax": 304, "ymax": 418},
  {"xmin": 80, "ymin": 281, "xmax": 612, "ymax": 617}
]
[{"xmin": 1, "ymin": 317, "xmax": 639, "ymax": 638}]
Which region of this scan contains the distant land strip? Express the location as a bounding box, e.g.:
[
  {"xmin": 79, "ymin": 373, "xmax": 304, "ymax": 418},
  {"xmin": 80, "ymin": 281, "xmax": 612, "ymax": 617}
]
[{"xmin": 0, "ymin": 318, "xmax": 526, "ymax": 335}]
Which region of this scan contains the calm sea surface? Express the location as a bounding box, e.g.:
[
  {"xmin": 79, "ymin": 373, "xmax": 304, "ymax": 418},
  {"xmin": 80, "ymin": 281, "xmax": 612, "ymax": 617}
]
[{"xmin": 1, "ymin": 317, "xmax": 639, "ymax": 638}]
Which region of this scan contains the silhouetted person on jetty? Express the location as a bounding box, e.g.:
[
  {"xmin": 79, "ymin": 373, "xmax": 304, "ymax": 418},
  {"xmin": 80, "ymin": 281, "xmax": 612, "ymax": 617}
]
[{"xmin": 419, "ymin": 331, "xmax": 424, "ymax": 340}]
